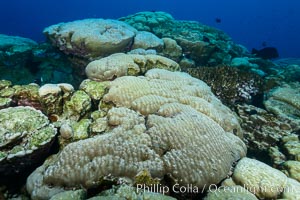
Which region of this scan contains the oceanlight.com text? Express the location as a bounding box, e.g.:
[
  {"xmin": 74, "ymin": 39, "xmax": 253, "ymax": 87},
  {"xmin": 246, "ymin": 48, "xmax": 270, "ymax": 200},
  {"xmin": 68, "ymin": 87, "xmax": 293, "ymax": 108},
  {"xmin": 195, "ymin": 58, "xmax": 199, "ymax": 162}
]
[{"xmin": 136, "ymin": 183, "xmax": 295, "ymax": 195}]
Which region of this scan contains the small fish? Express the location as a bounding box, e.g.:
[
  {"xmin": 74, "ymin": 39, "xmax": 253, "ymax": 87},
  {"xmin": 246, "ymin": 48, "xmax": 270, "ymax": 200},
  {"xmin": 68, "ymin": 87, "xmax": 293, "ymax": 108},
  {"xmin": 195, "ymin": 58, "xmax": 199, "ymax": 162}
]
[
  {"xmin": 34, "ymin": 77, "xmax": 44, "ymax": 85},
  {"xmin": 215, "ymin": 18, "xmax": 221, "ymax": 23},
  {"xmin": 252, "ymin": 47, "xmax": 279, "ymax": 59}
]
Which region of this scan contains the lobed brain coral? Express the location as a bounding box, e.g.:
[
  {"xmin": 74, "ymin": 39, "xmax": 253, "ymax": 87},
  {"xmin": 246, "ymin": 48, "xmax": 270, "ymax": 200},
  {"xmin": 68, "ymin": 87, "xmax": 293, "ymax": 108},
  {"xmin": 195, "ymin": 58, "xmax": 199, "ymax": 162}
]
[
  {"xmin": 27, "ymin": 69, "xmax": 246, "ymax": 199},
  {"xmin": 104, "ymin": 69, "xmax": 242, "ymax": 135},
  {"xmin": 85, "ymin": 53, "xmax": 180, "ymax": 81},
  {"xmin": 264, "ymin": 82, "xmax": 300, "ymax": 125}
]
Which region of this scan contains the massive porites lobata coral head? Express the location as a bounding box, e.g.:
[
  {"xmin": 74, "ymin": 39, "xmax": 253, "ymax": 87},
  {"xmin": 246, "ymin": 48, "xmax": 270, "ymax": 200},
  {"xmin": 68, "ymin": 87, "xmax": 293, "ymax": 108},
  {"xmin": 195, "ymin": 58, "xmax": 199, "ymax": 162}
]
[{"xmin": 26, "ymin": 69, "xmax": 246, "ymax": 200}]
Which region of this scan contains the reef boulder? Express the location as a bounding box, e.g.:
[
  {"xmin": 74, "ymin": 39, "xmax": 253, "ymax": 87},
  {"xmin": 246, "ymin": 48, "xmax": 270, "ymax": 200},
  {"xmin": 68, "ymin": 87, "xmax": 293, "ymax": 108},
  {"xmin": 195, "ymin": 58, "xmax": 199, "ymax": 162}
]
[
  {"xmin": 0, "ymin": 34, "xmax": 40, "ymax": 84},
  {"xmin": 44, "ymin": 19, "xmax": 137, "ymax": 59},
  {"xmin": 132, "ymin": 31, "xmax": 164, "ymax": 51},
  {"xmin": 0, "ymin": 34, "xmax": 37, "ymax": 67},
  {"xmin": 232, "ymin": 158, "xmax": 288, "ymax": 199},
  {"xmin": 0, "ymin": 106, "xmax": 57, "ymax": 181}
]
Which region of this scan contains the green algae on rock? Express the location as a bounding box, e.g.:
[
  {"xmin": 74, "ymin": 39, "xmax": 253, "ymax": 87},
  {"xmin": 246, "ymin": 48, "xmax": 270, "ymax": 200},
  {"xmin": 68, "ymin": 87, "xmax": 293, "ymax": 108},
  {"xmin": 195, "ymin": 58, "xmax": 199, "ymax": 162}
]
[
  {"xmin": 0, "ymin": 80, "xmax": 12, "ymax": 90},
  {"xmin": 72, "ymin": 119, "xmax": 92, "ymax": 141},
  {"xmin": 38, "ymin": 84, "xmax": 64, "ymax": 115},
  {"xmin": 11, "ymin": 84, "xmax": 42, "ymax": 109},
  {"xmin": 79, "ymin": 79, "xmax": 109, "ymax": 101},
  {"xmin": 62, "ymin": 90, "xmax": 91, "ymax": 121},
  {"xmin": 0, "ymin": 97, "xmax": 11, "ymax": 109},
  {"xmin": 38, "ymin": 83, "xmax": 74, "ymax": 116},
  {"xmin": 0, "ymin": 106, "xmax": 56, "ymax": 179}
]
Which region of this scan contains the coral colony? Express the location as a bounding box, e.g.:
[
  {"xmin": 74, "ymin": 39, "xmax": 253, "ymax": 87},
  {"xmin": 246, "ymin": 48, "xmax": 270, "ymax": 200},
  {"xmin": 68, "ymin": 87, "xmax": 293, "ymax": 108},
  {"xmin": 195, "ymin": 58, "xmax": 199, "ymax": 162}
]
[{"xmin": 0, "ymin": 11, "xmax": 300, "ymax": 200}]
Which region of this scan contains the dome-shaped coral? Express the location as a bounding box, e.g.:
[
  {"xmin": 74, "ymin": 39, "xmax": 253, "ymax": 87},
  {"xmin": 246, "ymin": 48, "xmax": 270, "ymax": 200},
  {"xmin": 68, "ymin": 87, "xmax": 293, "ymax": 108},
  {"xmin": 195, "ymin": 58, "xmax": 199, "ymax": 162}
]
[{"xmin": 26, "ymin": 69, "xmax": 246, "ymax": 199}]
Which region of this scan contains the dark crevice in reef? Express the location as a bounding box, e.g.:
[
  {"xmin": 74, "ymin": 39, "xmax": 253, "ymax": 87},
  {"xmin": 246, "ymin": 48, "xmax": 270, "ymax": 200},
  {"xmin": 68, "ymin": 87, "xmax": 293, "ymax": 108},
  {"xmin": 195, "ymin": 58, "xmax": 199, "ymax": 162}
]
[
  {"xmin": 162, "ymin": 175, "xmax": 209, "ymax": 200},
  {"xmin": 0, "ymin": 136, "xmax": 60, "ymax": 198},
  {"xmin": 246, "ymin": 149, "xmax": 273, "ymax": 166},
  {"xmin": 250, "ymin": 92, "xmax": 265, "ymax": 109},
  {"xmin": 86, "ymin": 180, "xmax": 116, "ymax": 198},
  {"xmin": 24, "ymin": 53, "xmax": 42, "ymax": 75}
]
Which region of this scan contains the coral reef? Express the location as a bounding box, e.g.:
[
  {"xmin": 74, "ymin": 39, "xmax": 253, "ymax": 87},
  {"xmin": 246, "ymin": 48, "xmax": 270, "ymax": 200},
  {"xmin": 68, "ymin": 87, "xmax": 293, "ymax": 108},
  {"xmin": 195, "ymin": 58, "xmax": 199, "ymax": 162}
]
[
  {"xmin": 1, "ymin": 11, "xmax": 300, "ymax": 200},
  {"xmin": 186, "ymin": 66, "xmax": 264, "ymax": 108},
  {"xmin": 0, "ymin": 34, "xmax": 37, "ymax": 67},
  {"xmin": 282, "ymin": 178, "xmax": 300, "ymax": 199},
  {"xmin": 236, "ymin": 103, "xmax": 300, "ymax": 184},
  {"xmin": 132, "ymin": 31, "xmax": 164, "ymax": 51},
  {"xmin": 264, "ymin": 82, "xmax": 300, "ymax": 126},
  {"xmin": 26, "ymin": 69, "xmax": 246, "ymax": 199},
  {"xmin": 281, "ymin": 134, "xmax": 300, "ymax": 162},
  {"xmin": 0, "ymin": 83, "xmax": 42, "ymax": 110},
  {"xmin": 0, "ymin": 35, "xmax": 77, "ymax": 85},
  {"xmin": 50, "ymin": 189, "xmax": 86, "ymax": 200},
  {"xmin": 0, "ymin": 106, "xmax": 56, "ymax": 180},
  {"xmin": 89, "ymin": 185, "xmax": 176, "ymax": 200},
  {"xmin": 236, "ymin": 104, "xmax": 294, "ymax": 153},
  {"xmin": 232, "ymin": 157, "xmax": 287, "ymax": 199},
  {"xmin": 120, "ymin": 11, "xmax": 248, "ymax": 66},
  {"xmin": 79, "ymin": 79, "xmax": 109, "ymax": 101},
  {"xmin": 61, "ymin": 90, "xmax": 91, "ymax": 121},
  {"xmin": 161, "ymin": 38, "xmax": 182, "ymax": 62},
  {"xmin": 38, "ymin": 83, "xmax": 74, "ymax": 116},
  {"xmin": 204, "ymin": 185, "xmax": 258, "ymax": 200},
  {"xmin": 85, "ymin": 53, "xmax": 180, "ymax": 81},
  {"xmin": 224, "ymin": 157, "xmax": 300, "ymax": 199},
  {"xmin": 282, "ymin": 161, "xmax": 300, "ymax": 182},
  {"xmin": 119, "ymin": 11, "xmax": 174, "ymax": 32},
  {"xmin": 44, "ymin": 19, "xmax": 137, "ymax": 59},
  {"xmin": 230, "ymin": 57, "xmax": 274, "ymax": 76}
]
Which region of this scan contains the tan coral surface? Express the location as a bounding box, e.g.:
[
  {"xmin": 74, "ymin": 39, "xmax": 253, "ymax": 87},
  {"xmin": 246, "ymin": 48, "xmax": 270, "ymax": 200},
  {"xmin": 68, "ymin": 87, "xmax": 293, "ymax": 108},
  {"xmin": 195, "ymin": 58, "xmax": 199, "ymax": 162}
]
[
  {"xmin": 85, "ymin": 53, "xmax": 180, "ymax": 81},
  {"xmin": 27, "ymin": 69, "xmax": 246, "ymax": 200},
  {"xmin": 44, "ymin": 19, "xmax": 137, "ymax": 58}
]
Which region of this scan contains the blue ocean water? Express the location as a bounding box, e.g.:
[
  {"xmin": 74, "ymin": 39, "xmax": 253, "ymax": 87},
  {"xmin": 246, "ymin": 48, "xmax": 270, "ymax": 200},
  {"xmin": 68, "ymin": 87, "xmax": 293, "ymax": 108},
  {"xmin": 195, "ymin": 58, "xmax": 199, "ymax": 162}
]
[{"xmin": 0, "ymin": 0, "xmax": 299, "ymax": 58}]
